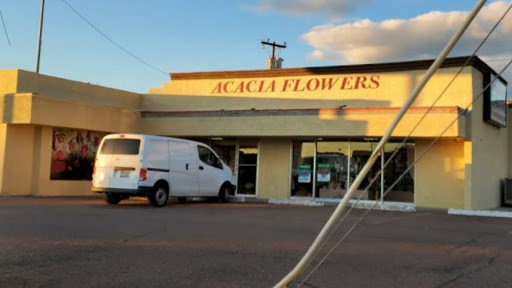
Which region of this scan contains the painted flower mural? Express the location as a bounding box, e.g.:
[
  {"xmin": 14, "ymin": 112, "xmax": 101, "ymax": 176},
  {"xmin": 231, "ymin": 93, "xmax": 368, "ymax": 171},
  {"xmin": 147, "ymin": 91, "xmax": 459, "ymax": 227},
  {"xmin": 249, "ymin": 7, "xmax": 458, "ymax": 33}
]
[{"xmin": 50, "ymin": 128, "xmax": 107, "ymax": 180}]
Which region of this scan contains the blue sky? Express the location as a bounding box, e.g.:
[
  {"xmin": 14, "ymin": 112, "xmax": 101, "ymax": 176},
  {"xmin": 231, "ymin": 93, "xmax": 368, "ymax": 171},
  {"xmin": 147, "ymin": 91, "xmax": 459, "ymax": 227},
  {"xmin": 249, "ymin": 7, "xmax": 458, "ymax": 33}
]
[{"xmin": 0, "ymin": 0, "xmax": 510, "ymax": 93}]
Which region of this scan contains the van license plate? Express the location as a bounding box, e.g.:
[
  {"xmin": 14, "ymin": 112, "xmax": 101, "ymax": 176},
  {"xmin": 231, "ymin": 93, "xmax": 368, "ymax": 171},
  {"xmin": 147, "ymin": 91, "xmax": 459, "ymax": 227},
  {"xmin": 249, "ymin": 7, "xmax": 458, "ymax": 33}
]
[{"xmin": 120, "ymin": 171, "xmax": 130, "ymax": 178}]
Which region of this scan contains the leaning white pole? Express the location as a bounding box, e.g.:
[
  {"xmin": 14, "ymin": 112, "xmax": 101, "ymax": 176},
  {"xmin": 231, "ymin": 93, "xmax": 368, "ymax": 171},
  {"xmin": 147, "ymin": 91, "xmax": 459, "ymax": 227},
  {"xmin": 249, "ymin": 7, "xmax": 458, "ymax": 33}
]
[
  {"xmin": 36, "ymin": 0, "xmax": 45, "ymax": 73},
  {"xmin": 274, "ymin": 1, "xmax": 486, "ymax": 287}
]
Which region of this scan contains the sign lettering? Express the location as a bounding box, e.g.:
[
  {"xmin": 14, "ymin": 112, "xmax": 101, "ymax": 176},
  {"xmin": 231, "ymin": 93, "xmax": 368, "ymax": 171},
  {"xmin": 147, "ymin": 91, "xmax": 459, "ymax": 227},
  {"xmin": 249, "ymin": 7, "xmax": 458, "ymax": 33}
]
[{"xmin": 210, "ymin": 75, "xmax": 380, "ymax": 94}]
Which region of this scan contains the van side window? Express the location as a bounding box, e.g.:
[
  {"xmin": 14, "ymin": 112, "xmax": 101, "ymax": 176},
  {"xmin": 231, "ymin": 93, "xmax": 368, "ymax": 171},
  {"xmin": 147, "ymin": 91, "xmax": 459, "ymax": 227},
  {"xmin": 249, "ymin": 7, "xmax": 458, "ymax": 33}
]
[
  {"xmin": 100, "ymin": 139, "xmax": 140, "ymax": 155},
  {"xmin": 197, "ymin": 145, "xmax": 223, "ymax": 169}
]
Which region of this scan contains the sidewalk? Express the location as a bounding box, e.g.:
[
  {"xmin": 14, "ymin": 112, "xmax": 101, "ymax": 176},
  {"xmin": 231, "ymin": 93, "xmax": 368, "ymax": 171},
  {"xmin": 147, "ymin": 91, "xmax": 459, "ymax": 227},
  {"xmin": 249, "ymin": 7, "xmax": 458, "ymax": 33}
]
[{"xmin": 235, "ymin": 196, "xmax": 512, "ymax": 218}]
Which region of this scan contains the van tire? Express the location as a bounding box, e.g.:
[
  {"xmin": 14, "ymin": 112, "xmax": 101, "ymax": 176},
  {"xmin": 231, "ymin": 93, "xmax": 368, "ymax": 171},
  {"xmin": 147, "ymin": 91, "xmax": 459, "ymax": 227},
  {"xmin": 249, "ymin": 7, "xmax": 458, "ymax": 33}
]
[
  {"xmin": 104, "ymin": 193, "xmax": 122, "ymax": 205},
  {"xmin": 219, "ymin": 185, "xmax": 229, "ymax": 203},
  {"xmin": 149, "ymin": 184, "xmax": 169, "ymax": 207}
]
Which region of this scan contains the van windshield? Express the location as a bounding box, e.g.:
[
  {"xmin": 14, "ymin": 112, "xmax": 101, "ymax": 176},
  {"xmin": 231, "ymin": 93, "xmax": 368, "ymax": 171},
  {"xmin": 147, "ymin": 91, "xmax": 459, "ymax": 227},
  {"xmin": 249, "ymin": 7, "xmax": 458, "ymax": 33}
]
[{"xmin": 100, "ymin": 139, "xmax": 140, "ymax": 155}]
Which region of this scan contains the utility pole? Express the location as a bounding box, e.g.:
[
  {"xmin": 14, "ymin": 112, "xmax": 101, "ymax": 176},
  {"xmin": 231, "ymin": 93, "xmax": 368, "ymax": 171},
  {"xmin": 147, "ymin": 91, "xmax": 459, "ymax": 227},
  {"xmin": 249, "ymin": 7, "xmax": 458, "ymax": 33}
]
[
  {"xmin": 261, "ymin": 40, "xmax": 286, "ymax": 59},
  {"xmin": 261, "ymin": 40, "xmax": 286, "ymax": 69},
  {"xmin": 36, "ymin": 0, "xmax": 45, "ymax": 73}
]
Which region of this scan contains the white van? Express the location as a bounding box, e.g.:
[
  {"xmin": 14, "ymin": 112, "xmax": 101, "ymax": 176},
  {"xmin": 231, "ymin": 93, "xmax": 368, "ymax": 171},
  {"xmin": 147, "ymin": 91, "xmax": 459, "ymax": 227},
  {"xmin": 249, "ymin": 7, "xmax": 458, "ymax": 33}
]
[{"xmin": 91, "ymin": 134, "xmax": 236, "ymax": 207}]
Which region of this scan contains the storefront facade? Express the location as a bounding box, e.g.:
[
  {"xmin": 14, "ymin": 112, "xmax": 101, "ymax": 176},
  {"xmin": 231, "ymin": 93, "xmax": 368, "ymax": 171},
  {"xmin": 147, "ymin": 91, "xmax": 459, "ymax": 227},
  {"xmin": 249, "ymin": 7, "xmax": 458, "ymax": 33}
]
[{"xmin": 0, "ymin": 56, "xmax": 510, "ymax": 210}]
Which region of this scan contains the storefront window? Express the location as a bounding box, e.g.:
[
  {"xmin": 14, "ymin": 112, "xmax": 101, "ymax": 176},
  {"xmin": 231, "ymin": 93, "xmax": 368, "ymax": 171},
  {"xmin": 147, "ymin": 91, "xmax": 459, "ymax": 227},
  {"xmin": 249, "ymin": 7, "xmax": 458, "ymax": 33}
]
[
  {"xmin": 382, "ymin": 143, "xmax": 414, "ymax": 202},
  {"xmin": 315, "ymin": 142, "xmax": 349, "ymax": 199},
  {"xmin": 348, "ymin": 141, "xmax": 382, "ymax": 200},
  {"xmin": 290, "ymin": 139, "xmax": 414, "ymax": 203},
  {"xmin": 291, "ymin": 141, "xmax": 314, "ymax": 197}
]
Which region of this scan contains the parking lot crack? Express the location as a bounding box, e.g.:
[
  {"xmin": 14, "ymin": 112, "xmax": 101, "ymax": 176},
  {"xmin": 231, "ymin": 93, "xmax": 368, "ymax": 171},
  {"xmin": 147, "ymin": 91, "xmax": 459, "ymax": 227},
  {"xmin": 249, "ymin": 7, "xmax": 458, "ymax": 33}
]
[
  {"xmin": 435, "ymin": 254, "xmax": 498, "ymax": 288},
  {"xmin": 448, "ymin": 238, "xmax": 476, "ymax": 255},
  {"xmin": 121, "ymin": 232, "xmax": 152, "ymax": 244}
]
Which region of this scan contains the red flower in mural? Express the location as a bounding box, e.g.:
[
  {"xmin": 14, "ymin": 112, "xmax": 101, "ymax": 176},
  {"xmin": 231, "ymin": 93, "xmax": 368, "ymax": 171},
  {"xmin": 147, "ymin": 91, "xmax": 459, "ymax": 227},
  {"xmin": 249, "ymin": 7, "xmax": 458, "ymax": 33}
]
[
  {"xmin": 57, "ymin": 150, "xmax": 64, "ymax": 160},
  {"xmin": 86, "ymin": 131, "xmax": 91, "ymax": 141},
  {"xmin": 81, "ymin": 145, "xmax": 88, "ymax": 157},
  {"xmin": 94, "ymin": 137, "xmax": 99, "ymax": 147},
  {"xmin": 68, "ymin": 140, "xmax": 74, "ymax": 151}
]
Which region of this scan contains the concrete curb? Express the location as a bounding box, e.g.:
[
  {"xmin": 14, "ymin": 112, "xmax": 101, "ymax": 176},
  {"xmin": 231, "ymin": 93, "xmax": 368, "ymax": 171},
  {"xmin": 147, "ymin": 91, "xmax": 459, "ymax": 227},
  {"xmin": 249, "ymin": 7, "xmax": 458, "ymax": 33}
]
[
  {"xmin": 268, "ymin": 198, "xmax": 416, "ymax": 212},
  {"xmin": 448, "ymin": 208, "xmax": 512, "ymax": 218},
  {"xmin": 268, "ymin": 198, "xmax": 324, "ymax": 206}
]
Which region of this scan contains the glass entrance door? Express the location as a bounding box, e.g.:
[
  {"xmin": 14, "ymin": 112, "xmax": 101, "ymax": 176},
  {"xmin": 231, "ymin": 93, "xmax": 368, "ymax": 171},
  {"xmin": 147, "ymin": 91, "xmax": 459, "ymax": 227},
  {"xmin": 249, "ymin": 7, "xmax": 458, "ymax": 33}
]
[
  {"xmin": 237, "ymin": 141, "xmax": 258, "ymax": 196},
  {"xmin": 291, "ymin": 141, "xmax": 315, "ymax": 197}
]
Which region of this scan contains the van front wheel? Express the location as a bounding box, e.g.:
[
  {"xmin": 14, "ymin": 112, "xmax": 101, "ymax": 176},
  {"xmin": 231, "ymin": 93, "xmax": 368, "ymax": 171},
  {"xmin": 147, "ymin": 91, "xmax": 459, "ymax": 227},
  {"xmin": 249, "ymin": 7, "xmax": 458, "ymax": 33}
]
[
  {"xmin": 219, "ymin": 185, "xmax": 229, "ymax": 203},
  {"xmin": 149, "ymin": 185, "xmax": 169, "ymax": 207}
]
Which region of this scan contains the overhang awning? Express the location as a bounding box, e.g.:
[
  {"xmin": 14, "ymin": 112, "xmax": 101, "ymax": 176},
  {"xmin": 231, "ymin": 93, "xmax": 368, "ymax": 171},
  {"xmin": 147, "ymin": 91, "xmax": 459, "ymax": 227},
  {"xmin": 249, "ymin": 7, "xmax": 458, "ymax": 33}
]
[{"xmin": 139, "ymin": 106, "xmax": 467, "ymax": 139}]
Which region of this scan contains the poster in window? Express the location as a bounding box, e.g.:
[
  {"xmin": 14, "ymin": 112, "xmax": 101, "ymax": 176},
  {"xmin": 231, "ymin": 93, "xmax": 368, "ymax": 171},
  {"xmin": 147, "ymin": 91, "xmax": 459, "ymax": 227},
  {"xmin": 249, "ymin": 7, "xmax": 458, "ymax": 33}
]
[
  {"xmin": 298, "ymin": 164, "xmax": 311, "ymax": 183},
  {"xmin": 317, "ymin": 163, "xmax": 330, "ymax": 182},
  {"xmin": 50, "ymin": 128, "xmax": 107, "ymax": 180}
]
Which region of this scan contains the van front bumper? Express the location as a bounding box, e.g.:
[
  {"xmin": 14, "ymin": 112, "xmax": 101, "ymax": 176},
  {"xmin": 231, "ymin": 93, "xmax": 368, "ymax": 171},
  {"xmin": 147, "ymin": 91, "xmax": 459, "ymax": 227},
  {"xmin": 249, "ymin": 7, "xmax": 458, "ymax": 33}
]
[{"xmin": 92, "ymin": 186, "xmax": 153, "ymax": 197}]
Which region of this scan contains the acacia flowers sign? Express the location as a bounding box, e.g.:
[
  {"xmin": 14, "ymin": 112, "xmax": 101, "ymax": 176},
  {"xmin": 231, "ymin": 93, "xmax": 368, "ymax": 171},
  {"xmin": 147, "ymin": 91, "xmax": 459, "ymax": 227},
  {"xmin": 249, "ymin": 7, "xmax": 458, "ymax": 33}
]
[{"xmin": 210, "ymin": 75, "xmax": 380, "ymax": 94}]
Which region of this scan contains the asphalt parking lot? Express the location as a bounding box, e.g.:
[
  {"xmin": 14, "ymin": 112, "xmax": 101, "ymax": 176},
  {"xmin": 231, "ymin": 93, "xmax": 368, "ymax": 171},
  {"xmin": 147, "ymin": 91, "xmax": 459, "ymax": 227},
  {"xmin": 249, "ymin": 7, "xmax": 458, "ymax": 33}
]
[{"xmin": 0, "ymin": 196, "xmax": 511, "ymax": 288}]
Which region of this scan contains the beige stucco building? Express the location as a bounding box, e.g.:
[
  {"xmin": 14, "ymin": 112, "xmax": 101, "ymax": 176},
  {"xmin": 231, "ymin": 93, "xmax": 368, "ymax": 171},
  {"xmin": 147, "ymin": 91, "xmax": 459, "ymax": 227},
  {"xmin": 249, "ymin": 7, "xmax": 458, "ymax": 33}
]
[{"xmin": 0, "ymin": 56, "xmax": 510, "ymax": 210}]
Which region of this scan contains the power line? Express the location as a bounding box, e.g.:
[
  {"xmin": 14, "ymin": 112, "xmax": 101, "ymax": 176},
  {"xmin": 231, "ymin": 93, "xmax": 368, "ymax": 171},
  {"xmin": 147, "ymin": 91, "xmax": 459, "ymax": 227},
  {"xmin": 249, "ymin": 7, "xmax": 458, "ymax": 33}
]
[
  {"xmin": 0, "ymin": 8, "xmax": 11, "ymax": 46},
  {"xmin": 60, "ymin": 0, "xmax": 167, "ymax": 75}
]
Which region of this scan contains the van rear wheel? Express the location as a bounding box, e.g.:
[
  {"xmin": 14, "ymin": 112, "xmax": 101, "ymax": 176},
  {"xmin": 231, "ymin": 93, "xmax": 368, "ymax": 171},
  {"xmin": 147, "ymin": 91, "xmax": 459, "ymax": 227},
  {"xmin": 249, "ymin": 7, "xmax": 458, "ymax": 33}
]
[
  {"xmin": 149, "ymin": 185, "xmax": 169, "ymax": 207},
  {"xmin": 104, "ymin": 193, "xmax": 121, "ymax": 205}
]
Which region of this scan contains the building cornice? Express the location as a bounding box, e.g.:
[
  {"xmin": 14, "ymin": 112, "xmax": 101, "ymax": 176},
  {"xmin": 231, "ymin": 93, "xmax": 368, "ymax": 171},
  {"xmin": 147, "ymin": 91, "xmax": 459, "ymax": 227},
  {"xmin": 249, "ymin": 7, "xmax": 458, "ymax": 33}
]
[{"xmin": 169, "ymin": 56, "xmax": 498, "ymax": 81}]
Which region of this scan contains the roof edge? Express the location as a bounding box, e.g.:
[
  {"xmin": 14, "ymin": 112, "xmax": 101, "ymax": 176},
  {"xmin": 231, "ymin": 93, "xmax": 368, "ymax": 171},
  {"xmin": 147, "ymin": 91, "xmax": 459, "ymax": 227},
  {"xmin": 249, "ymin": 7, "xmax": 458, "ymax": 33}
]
[{"xmin": 170, "ymin": 56, "xmax": 497, "ymax": 81}]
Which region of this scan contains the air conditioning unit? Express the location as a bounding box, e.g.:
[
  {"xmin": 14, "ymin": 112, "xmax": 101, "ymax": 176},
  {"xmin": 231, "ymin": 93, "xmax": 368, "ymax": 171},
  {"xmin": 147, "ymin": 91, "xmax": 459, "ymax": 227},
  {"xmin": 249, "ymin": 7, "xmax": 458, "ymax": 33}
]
[{"xmin": 503, "ymin": 178, "xmax": 512, "ymax": 206}]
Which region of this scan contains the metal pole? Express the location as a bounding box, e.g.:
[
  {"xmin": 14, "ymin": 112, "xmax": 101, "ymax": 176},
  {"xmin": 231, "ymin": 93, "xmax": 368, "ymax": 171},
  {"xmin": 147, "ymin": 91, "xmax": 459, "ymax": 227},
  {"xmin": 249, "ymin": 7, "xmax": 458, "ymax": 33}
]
[
  {"xmin": 36, "ymin": 0, "xmax": 45, "ymax": 73},
  {"xmin": 380, "ymin": 150, "xmax": 384, "ymax": 203},
  {"xmin": 273, "ymin": 1, "xmax": 486, "ymax": 287}
]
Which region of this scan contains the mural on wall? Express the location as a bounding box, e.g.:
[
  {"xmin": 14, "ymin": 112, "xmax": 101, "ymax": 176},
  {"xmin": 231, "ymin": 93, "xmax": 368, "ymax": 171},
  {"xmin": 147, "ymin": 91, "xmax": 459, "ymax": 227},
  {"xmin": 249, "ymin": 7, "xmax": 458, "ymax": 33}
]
[{"xmin": 50, "ymin": 128, "xmax": 107, "ymax": 180}]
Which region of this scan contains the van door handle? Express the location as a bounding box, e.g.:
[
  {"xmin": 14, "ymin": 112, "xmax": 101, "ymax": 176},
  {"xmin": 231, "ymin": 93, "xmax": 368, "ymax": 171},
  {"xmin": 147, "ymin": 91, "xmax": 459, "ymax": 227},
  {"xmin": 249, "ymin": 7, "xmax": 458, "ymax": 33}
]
[
  {"xmin": 186, "ymin": 164, "xmax": 189, "ymax": 170},
  {"xmin": 199, "ymin": 166, "xmax": 204, "ymax": 170}
]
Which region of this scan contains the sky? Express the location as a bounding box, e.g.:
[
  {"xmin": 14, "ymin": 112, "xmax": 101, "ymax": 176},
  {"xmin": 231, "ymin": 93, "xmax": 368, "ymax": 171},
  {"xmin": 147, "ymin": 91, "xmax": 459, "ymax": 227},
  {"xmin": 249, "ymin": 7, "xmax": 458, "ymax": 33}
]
[{"xmin": 1, "ymin": 0, "xmax": 512, "ymax": 93}]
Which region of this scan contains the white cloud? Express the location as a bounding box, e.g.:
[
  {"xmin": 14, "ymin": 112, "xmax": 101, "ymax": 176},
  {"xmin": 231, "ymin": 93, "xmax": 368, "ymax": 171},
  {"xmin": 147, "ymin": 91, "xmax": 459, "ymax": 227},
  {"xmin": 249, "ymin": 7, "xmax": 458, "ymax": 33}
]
[
  {"xmin": 299, "ymin": 1, "xmax": 512, "ymax": 98},
  {"xmin": 308, "ymin": 49, "xmax": 325, "ymax": 60},
  {"xmin": 255, "ymin": 0, "xmax": 370, "ymax": 17},
  {"xmin": 302, "ymin": 1, "xmax": 512, "ymax": 67}
]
